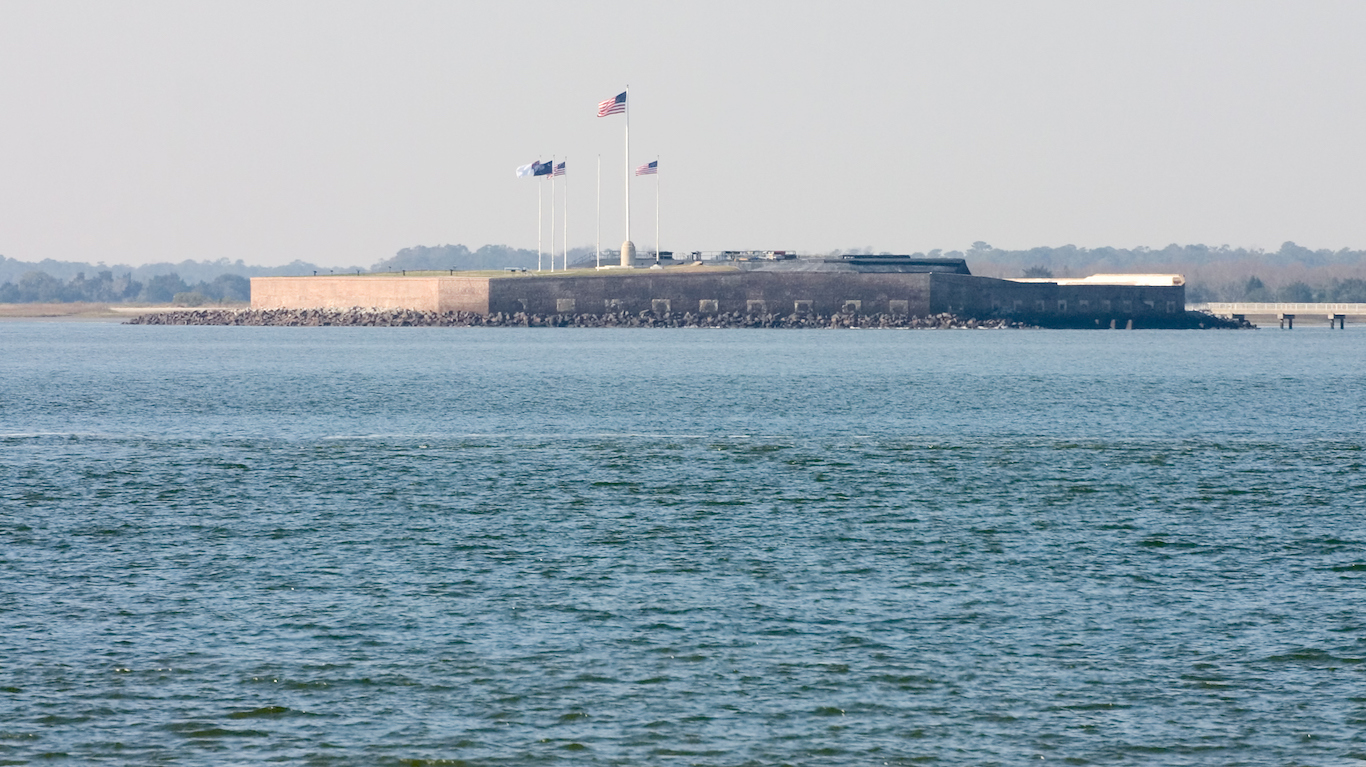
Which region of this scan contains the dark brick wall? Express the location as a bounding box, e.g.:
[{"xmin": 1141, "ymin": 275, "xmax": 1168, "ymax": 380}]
[
  {"xmin": 929, "ymin": 274, "xmax": 1185, "ymax": 321},
  {"xmin": 487, "ymin": 271, "xmax": 934, "ymax": 317},
  {"xmin": 484, "ymin": 270, "xmax": 1185, "ymax": 322}
]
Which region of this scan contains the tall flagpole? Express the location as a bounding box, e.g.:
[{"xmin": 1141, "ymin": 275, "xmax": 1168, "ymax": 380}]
[
  {"xmin": 655, "ymin": 155, "xmax": 660, "ymax": 263},
  {"xmin": 549, "ymin": 155, "xmax": 556, "ymax": 272},
  {"xmin": 562, "ymin": 159, "xmax": 568, "ymax": 271},
  {"xmin": 623, "ymin": 84, "xmax": 632, "ymax": 267},
  {"xmin": 595, "ymin": 154, "xmax": 601, "ymax": 268},
  {"xmin": 537, "ymin": 179, "xmax": 543, "ymax": 272}
]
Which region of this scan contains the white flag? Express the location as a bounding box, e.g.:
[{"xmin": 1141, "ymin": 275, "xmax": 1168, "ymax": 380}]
[{"xmin": 516, "ymin": 162, "xmax": 535, "ymax": 178}]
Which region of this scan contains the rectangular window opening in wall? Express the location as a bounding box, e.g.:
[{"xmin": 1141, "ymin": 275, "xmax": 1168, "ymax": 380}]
[
  {"xmin": 556, "ymin": 298, "xmax": 576, "ymax": 313},
  {"xmin": 746, "ymin": 299, "xmax": 766, "ymax": 314},
  {"xmin": 842, "ymin": 299, "xmax": 861, "ymax": 313},
  {"xmin": 888, "ymin": 299, "xmax": 909, "ymax": 315},
  {"xmin": 1167, "ymin": 301, "xmax": 1176, "ymax": 313},
  {"xmin": 1123, "ymin": 300, "xmax": 1133, "ymax": 312},
  {"xmin": 651, "ymin": 298, "xmax": 671, "ymax": 315},
  {"xmin": 1079, "ymin": 299, "xmax": 1090, "ymax": 310},
  {"xmin": 794, "ymin": 300, "xmax": 813, "ymax": 314},
  {"xmin": 698, "ymin": 299, "xmax": 718, "ymax": 313},
  {"xmin": 1101, "ymin": 299, "xmax": 1112, "ymax": 313},
  {"xmin": 1058, "ymin": 300, "xmax": 1068, "ymax": 312},
  {"xmin": 1036, "ymin": 300, "xmax": 1046, "ymax": 312}
]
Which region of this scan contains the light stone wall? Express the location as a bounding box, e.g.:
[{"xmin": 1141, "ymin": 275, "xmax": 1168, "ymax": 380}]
[
  {"xmin": 251, "ymin": 276, "xmax": 489, "ymax": 313},
  {"xmin": 434, "ymin": 278, "xmax": 492, "ymax": 314}
]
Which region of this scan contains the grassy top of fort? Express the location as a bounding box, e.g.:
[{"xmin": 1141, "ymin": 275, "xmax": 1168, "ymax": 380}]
[{"xmin": 305, "ymin": 265, "xmax": 740, "ymax": 279}]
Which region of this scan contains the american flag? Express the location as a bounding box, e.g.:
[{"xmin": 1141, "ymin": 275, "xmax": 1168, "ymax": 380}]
[
  {"xmin": 635, "ymin": 160, "xmax": 658, "ymax": 176},
  {"xmin": 597, "ymin": 91, "xmax": 626, "ymax": 117},
  {"xmin": 552, "ymin": 161, "xmax": 566, "ymax": 177}
]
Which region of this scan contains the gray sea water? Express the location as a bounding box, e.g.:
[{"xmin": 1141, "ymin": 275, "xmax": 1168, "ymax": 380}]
[{"xmin": 2, "ymin": 322, "xmax": 1365, "ymax": 766}]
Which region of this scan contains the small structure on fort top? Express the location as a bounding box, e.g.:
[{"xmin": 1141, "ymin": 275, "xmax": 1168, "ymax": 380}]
[
  {"xmin": 739, "ymin": 254, "xmax": 973, "ymax": 274},
  {"xmin": 1008, "ymin": 274, "xmax": 1185, "ymax": 287}
]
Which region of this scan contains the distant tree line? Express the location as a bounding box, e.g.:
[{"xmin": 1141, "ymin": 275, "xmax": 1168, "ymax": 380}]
[
  {"xmin": 3, "ymin": 241, "xmax": 1364, "ymax": 304},
  {"xmin": 0, "ymin": 255, "xmax": 352, "ymax": 285},
  {"xmin": 928, "ymin": 241, "xmax": 1366, "ymax": 303},
  {"xmin": 373, "ymin": 244, "xmax": 545, "ymax": 272},
  {"xmin": 951, "ymin": 240, "xmax": 1366, "ymax": 270},
  {"xmin": 1234, "ymin": 276, "xmax": 1366, "ymax": 303},
  {"xmin": 0, "ymin": 270, "xmax": 250, "ymax": 305}
]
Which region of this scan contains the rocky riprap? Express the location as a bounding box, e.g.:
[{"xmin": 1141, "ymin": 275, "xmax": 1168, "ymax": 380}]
[
  {"xmin": 1198, "ymin": 313, "xmax": 1257, "ymax": 329},
  {"xmin": 125, "ymin": 308, "xmax": 1032, "ymax": 329}
]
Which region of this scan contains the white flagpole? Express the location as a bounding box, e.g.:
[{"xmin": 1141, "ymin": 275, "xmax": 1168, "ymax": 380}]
[
  {"xmin": 549, "ymin": 155, "xmax": 556, "ymax": 272},
  {"xmin": 655, "ymin": 156, "xmax": 660, "ymax": 263},
  {"xmin": 595, "ymin": 154, "xmax": 601, "ymax": 268},
  {"xmin": 624, "ymin": 85, "xmax": 631, "ymax": 256},
  {"xmin": 563, "ymin": 159, "xmax": 568, "ymax": 271},
  {"xmin": 537, "ymin": 178, "xmax": 543, "ymax": 272}
]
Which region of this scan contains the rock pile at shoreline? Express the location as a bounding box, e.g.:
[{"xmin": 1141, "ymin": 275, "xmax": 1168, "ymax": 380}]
[
  {"xmin": 125, "ymin": 307, "xmax": 1251, "ymax": 329},
  {"xmin": 125, "ymin": 307, "xmax": 1032, "ymax": 329}
]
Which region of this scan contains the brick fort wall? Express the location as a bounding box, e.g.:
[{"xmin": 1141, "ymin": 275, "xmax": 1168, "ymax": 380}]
[{"xmin": 251, "ymin": 272, "xmax": 1184, "ymax": 323}]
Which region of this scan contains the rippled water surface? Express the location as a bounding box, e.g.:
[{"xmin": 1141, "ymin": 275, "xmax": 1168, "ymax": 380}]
[{"xmin": 2, "ymin": 323, "xmax": 1365, "ymax": 765}]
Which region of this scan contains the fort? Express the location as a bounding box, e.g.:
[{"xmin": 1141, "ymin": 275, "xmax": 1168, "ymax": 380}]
[{"xmin": 250, "ymin": 255, "xmax": 1199, "ymax": 328}]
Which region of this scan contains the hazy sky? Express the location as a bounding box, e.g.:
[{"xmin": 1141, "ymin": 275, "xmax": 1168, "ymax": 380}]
[{"xmin": 2, "ymin": 1, "xmax": 1364, "ymax": 267}]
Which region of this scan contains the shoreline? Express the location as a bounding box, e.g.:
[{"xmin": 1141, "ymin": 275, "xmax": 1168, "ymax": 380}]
[{"xmin": 0, "ymin": 303, "xmax": 244, "ymax": 322}]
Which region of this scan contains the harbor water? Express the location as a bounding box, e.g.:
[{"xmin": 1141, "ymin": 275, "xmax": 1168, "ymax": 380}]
[{"xmin": 2, "ymin": 323, "xmax": 1364, "ymax": 765}]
